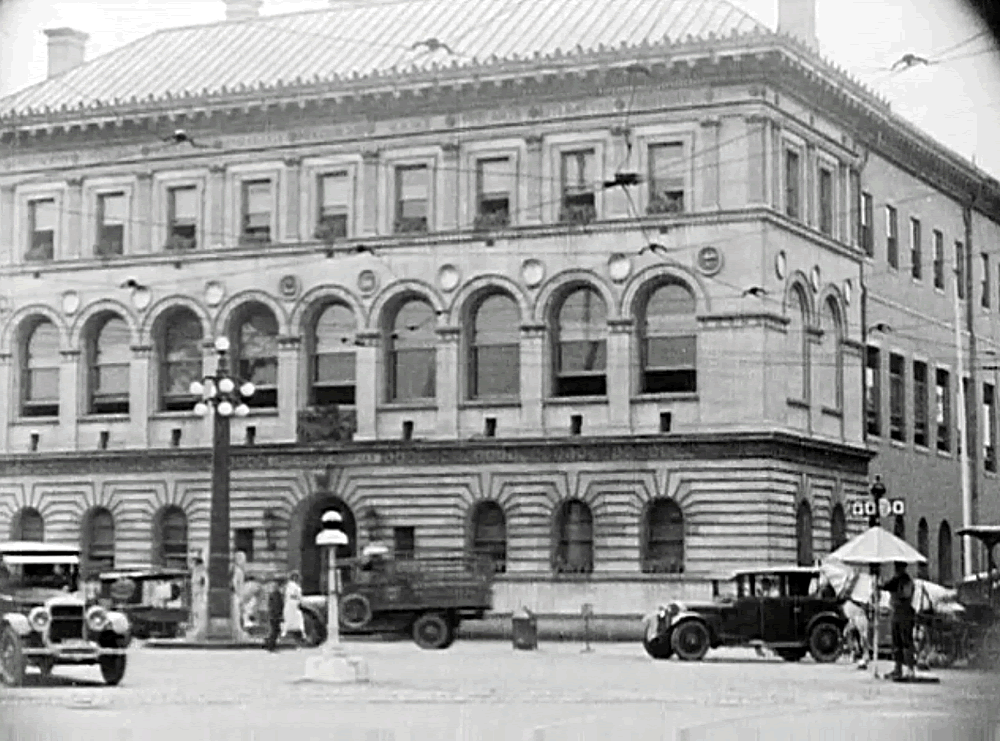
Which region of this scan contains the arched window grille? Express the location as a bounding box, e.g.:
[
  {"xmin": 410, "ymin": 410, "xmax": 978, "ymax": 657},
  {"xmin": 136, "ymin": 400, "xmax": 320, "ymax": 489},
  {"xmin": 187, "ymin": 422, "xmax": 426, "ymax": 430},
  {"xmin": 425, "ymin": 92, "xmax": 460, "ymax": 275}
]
[
  {"xmin": 11, "ymin": 507, "xmax": 44, "ymax": 542},
  {"xmin": 154, "ymin": 505, "xmax": 188, "ymax": 569},
  {"xmin": 917, "ymin": 518, "xmax": 930, "ymax": 579},
  {"xmin": 389, "ymin": 299, "xmax": 436, "ymax": 401},
  {"xmin": 554, "ymin": 287, "xmax": 606, "ymax": 397},
  {"xmin": 554, "ymin": 499, "xmax": 594, "ymax": 574},
  {"xmin": 796, "ymin": 500, "xmax": 813, "ymax": 566},
  {"xmin": 642, "ymin": 498, "xmax": 684, "ymax": 573},
  {"xmin": 88, "ymin": 315, "xmax": 131, "ymax": 415},
  {"xmin": 470, "ymin": 501, "xmax": 507, "ymax": 573},
  {"xmin": 159, "ymin": 309, "xmax": 203, "ymax": 411},
  {"xmin": 311, "ymin": 303, "xmax": 356, "ymax": 405},
  {"xmin": 83, "ymin": 507, "xmax": 115, "ymax": 576},
  {"xmin": 830, "ymin": 503, "xmax": 847, "ymax": 551},
  {"xmin": 639, "ymin": 282, "xmax": 697, "ymax": 394},
  {"xmin": 938, "ymin": 521, "xmax": 953, "ymax": 586},
  {"xmin": 469, "ymin": 293, "xmax": 520, "ymax": 399},
  {"xmin": 21, "ymin": 319, "xmax": 60, "ymax": 417},
  {"xmin": 232, "ymin": 305, "xmax": 278, "ymax": 408}
]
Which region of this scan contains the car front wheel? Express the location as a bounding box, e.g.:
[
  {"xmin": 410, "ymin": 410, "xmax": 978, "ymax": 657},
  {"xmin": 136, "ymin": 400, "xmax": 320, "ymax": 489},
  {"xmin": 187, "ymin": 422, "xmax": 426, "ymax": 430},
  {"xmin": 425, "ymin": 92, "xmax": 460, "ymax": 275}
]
[
  {"xmin": 642, "ymin": 632, "xmax": 674, "ymax": 660},
  {"xmin": 0, "ymin": 627, "xmax": 25, "ymax": 687},
  {"xmin": 808, "ymin": 622, "xmax": 842, "ymax": 663},
  {"xmin": 671, "ymin": 620, "xmax": 710, "ymax": 661}
]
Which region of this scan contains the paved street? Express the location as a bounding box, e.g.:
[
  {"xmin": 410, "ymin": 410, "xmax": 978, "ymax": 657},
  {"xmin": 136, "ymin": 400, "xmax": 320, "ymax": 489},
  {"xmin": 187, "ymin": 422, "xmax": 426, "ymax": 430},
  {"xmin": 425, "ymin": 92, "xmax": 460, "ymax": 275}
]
[{"xmin": 1, "ymin": 641, "xmax": 998, "ymax": 740}]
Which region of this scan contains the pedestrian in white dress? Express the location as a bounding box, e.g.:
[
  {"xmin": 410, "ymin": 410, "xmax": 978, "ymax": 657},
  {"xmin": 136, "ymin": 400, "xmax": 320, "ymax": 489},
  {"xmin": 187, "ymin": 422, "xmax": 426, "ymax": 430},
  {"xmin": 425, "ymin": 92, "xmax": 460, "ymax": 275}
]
[{"xmin": 281, "ymin": 571, "xmax": 305, "ymax": 646}]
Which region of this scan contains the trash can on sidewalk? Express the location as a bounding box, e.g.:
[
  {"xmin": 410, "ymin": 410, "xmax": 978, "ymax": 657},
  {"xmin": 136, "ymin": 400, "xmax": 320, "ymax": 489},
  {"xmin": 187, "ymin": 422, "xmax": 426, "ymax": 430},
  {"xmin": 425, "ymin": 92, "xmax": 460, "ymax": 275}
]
[{"xmin": 512, "ymin": 609, "xmax": 538, "ymax": 650}]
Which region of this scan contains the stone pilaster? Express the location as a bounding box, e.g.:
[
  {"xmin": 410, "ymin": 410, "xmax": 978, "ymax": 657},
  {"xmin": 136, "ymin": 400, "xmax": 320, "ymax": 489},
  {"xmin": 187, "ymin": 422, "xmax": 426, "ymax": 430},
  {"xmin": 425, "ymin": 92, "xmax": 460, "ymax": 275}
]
[
  {"xmin": 523, "ymin": 135, "xmax": 543, "ymax": 225},
  {"xmin": 360, "ymin": 149, "xmax": 379, "ymax": 236},
  {"xmin": 439, "ymin": 143, "xmax": 460, "ymax": 231},
  {"xmin": 59, "ymin": 349, "xmax": 80, "ymax": 448},
  {"xmin": 744, "ymin": 116, "xmax": 768, "ymax": 206},
  {"xmin": 606, "ymin": 319, "xmax": 633, "ymax": 434},
  {"xmin": 134, "ymin": 171, "xmax": 153, "ymax": 254},
  {"xmin": 128, "ymin": 345, "xmax": 151, "ymax": 448},
  {"xmin": 353, "ymin": 331, "xmax": 381, "ymax": 440},
  {"xmin": 605, "ymin": 126, "xmax": 632, "ymax": 219},
  {"xmin": 699, "ymin": 118, "xmax": 720, "ymax": 210},
  {"xmin": 0, "ymin": 185, "xmax": 15, "ymax": 265},
  {"xmin": 207, "ymin": 164, "xmax": 226, "ymax": 250},
  {"xmin": 770, "ymin": 122, "xmax": 782, "ymax": 212},
  {"xmin": 519, "ymin": 323, "xmax": 546, "ymax": 435},
  {"xmin": 276, "ymin": 336, "xmax": 301, "ymax": 443},
  {"xmin": 65, "ymin": 177, "xmax": 84, "ymax": 260},
  {"xmin": 0, "ymin": 353, "xmax": 10, "ymax": 450},
  {"xmin": 283, "ymin": 157, "xmax": 302, "ymax": 243},
  {"xmin": 805, "ymin": 143, "xmax": 816, "ymax": 229},
  {"xmin": 435, "ymin": 327, "xmax": 460, "ymax": 438}
]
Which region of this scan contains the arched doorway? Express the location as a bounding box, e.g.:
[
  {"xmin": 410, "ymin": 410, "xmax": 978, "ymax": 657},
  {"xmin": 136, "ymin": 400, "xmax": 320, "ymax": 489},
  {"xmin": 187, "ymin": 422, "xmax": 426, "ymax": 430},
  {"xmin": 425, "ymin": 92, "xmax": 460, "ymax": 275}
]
[{"xmin": 290, "ymin": 495, "xmax": 357, "ymax": 595}]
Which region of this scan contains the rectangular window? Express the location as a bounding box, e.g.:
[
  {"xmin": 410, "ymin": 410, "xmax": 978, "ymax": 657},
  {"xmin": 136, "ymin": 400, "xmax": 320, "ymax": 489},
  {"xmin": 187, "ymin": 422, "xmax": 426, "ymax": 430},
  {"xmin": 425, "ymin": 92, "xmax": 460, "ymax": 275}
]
[
  {"xmin": 914, "ymin": 361, "xmax": 928, "ymax": 447},
  {"xmin": 933, "ymin": 230, "xmax": 944, "ymax": 290},
  {"xmin": 560, "ymin": 150, "xmax": 596, "ymax": 224},
  {"xmin": 234, "ymin": 528, "xmax": 254, "ymax": 562},
  {"xmin": 985, "ymin": 383, "xmax": 996, "ymax": 472},
  {"xmin": 475, "ymin": 157, "xmax": 513, "ymax": 229},
  {"xmin": 316, "ymin": 172, "xmax": 349, "ymax": 241},
  {"xmin": 643, "ymin": 335, "xmax": 697, "ymax": 394},
  {"xmin": 889, "ymin": 353, "xmax": 905, "ymax": 442},
  {"xmin": 648, "ymin": 142, "xmax": 685, "ymax": 214},
  {"xmin": 27, "ymin": 198, "xmax": 56, "ymax": 261},
  {"xmin": 393, "ymin": 526, "xmax": 415, "ymax": 560},
  {"xmin": 394, "ymin": 165, "xmax": 429, "ymax": 233},
  {"xmin": 886, "ymin": 205, "xmax": 898, "ymax": 269},
  {"xmin": 818, "ymin": 167, "xmax": 833, "ymax": 235},
  {"xmin": 861, "ymin": 192, "xmax": 874, "ymax": 257},
  {"xmin": 936, "ymin": 369, "xmax": 951, "ymax": 452},
  {"xmin": 983, "ymin": 254, "xmax": 991, "ymax": 308},
  {"xmin": 866, "ymin": 346, "xmax": 881, "ymax": 436},
  {"xmin": 956, "ymin": 241, "xmax": 966, "ymax": 299},
  {"xmin": 784, "ymin": 149, "xmax": 800, "ymax": 220},
  {"xmin": 849, "ymin": 172, "xmax": 861, "ymax": 246},
  {"xmin": 241, "ymin": 180, "xmax": 272, "ymax": 243},
  {"xmin": 910, "ymin": 218, "xmax": 922, "ymax": 280},
  {"xmin": 96, "ymin": 192, "xmax": 125, "ymax": 257},
  {"xmin": 167, "ymin": 186, "xmax": 197, "ymax": 251}
]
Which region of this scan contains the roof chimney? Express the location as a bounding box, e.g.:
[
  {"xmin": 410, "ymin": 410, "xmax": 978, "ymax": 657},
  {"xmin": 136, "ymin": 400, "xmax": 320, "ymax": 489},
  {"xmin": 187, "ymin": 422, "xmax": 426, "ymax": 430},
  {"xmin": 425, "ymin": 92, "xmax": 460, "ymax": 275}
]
[
  {"xmin": 43, "ymin": 28, "xmax": 88, "ymax": 78},
  {"xmin": 225, "ymin": 0, "xmax": 263, "ymax": 21},
  {"xmin": 777, "ymin": 0, "xmax": 819, "ymax": 52}
]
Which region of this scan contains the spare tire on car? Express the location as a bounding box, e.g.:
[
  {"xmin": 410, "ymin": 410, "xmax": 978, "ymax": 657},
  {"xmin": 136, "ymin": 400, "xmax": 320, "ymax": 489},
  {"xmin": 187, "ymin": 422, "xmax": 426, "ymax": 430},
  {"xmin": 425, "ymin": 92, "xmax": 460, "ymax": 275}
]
[{"xmin": 339, "ymin": 593, "xmax": 373, "ymax": 630}]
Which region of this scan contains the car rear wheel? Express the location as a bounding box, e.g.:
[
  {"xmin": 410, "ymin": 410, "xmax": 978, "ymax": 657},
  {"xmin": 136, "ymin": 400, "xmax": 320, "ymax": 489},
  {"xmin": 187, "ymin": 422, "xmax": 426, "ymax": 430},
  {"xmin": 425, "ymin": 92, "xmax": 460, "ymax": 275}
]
[
  {"xmin": 808, "ymin": 622, "xmax": 842, "ymax": 663},
  {"xmin": 775, "ymin": 648, "xmax": 808, "ymax": 662},
  {"xmin": 0, "ymin": 628, "xmax": 26, "ymax": 687},
  {"xmin": 671, "ymin": 621, "xmax": 710, "ymax": 661},
  {"xmin": 642, "ymin": 633, "xmax": 674, "ymax": 660},
  {"xmin": 412, "ymin": 612, "xmax": 453, "ymax": 650}
]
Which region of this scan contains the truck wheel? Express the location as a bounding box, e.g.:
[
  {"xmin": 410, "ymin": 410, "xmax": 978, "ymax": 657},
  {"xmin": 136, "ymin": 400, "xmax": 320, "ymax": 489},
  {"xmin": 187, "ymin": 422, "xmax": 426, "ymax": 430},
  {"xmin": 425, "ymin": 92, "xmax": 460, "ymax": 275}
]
[
  {"xmin": 808, "ymin": 622, "xmax": 842, "ymax": 663},
  {"xmin": 339, "ymin": 594, "xmax": 372, "ymax": 631},
  {"xmin": 642, "ymin": 633, "xmax": 674, "ymax": 660},
  {"xmin": 413, "ymin": 612, "xmax": 453, "ymax": 649},
  {"xmin": 671, "ymin": 620, "xmax": 710, "ymax": 661},
  {"xmin": 0, "ymin": 628, "xmax": 26, "ymax": 687}
]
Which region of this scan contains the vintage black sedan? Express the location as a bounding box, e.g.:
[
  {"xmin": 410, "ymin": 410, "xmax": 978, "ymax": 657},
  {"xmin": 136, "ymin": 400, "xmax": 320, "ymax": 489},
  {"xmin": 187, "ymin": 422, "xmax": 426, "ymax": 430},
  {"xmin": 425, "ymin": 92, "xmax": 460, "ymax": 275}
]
[{"xmin": 642, "ymin": 566, "xmax": 845, "ymax": 663}]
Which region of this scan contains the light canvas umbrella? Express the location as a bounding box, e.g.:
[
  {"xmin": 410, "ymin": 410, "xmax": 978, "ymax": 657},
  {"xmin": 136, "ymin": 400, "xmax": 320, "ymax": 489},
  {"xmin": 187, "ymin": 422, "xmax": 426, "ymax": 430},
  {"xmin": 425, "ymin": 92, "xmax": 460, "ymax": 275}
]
[{"xmin": 828, "ymin": 526, "xmax": 927, "ymax": 678}]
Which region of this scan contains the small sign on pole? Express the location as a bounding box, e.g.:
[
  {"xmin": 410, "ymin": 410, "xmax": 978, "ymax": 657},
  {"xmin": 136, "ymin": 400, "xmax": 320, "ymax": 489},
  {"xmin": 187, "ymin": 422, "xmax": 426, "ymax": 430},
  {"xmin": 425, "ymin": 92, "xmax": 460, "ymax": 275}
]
[{"xmin": 848, "ymin": 498, "xmax": 905, "ymax": 521}]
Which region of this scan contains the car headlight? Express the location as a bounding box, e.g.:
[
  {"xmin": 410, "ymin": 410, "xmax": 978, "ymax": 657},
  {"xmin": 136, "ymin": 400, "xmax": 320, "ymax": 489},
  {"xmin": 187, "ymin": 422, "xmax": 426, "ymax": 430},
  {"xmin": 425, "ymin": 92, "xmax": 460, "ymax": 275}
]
[
  {"xmin": 28, "ymin": 607, "xmax": 50, "ymax": 632},
  {"xmin": 668, "ymin": 603, "xmax": 681, "ymax": 618},
  {"xmin": 656, "ymin": 606, "xmax": 667, "ymax": 619},
  {"xmin": 86, "ymin": 606, "xmax": 108, "ymax": 632}
]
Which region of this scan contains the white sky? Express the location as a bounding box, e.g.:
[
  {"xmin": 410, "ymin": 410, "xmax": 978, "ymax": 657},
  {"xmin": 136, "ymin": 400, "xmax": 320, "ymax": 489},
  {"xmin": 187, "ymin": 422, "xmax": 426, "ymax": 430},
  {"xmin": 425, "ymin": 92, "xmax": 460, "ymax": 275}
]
[{"xmin": 3, "ymin": 0, "xmax": 999, "ymax": 179}]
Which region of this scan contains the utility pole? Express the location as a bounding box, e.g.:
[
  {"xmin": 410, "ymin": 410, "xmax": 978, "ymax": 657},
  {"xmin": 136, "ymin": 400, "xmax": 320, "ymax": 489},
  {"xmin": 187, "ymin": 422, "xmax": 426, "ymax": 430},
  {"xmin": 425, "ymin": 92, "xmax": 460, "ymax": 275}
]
[{"xmin": 963, "ymin": 197, "xmax": 978, "ymax": 578}]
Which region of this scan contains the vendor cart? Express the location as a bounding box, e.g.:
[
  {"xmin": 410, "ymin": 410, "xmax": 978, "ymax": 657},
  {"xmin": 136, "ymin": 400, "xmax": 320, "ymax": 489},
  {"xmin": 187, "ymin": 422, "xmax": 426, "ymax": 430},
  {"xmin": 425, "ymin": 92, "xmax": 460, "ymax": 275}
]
[
  {"xmin": 955, "ymin": 526, "xmax": 1000, "ymax": 669},
  {"xmin": 97, "ymin": 568, "xmax": 191, "ymax": 639}
]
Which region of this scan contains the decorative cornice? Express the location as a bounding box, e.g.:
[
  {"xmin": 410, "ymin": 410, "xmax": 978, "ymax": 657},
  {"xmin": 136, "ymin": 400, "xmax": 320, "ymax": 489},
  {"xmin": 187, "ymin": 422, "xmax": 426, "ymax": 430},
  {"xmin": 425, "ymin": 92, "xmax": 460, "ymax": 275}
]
[
  {"xmin": 698, "ymin": 312, "xmax": 789, "ymax": 331},
  {"xmin": 59, "ymin": 349, "xmax": 81, "ymax": 360},
  {"xmin": 520, "ymin": 323, "xmax": 547, "ymax": 338},
  {"xmin": 609, "ymin": 125, "xmax": 631, "ymax": 138},
  {"xmin": 277, "ymin": 335, "xmax": 302, "ymax": 350},
  {"xmin": 435, "ymin": 326, "xmax": 462, "ymax": 342},
  {"xmin": 283, "ymin": 156, "xmax": 303, "ymax": 168},
  {"xmin": 700, "ymin": 116, "xmax": 721, "ymax": 128},
  {"xmin": 0, "ymin": 352, "xmax": 11, "ymax": 367},
  {"xmin": 135, "ymin": 170, "xmax": 154, "ymax": 182},
  {"xmin": 607, "ymin": 318, "xmax": 634, "ymax": 334},
  {"xmin": 361, "ymin": 147, "xmax": 379, "ymax": 162},
  {"xmin": 354, "ymin": 330, "xmax": 382, "ymax": 347},
  {"xmin": 440, "ymin": 142, "xmax": 460, "ymax": 157},
  {"xmin": 524, "ymin": 134, "xmax": 543, "ymax": 149},
  {"xmin": 208, "ymin": 164, "xmax": 226, "ymax": 175},
  {"xmin": 130, "ymin": 344, "xmax": 153, "ymax": 359},
  {"xmin": 805, "ymin": 326, "xmax": 824, "ymax": 339},
  {"xmin": 66, "ymin": 177, "xmax": 83, "ymax": 188}
]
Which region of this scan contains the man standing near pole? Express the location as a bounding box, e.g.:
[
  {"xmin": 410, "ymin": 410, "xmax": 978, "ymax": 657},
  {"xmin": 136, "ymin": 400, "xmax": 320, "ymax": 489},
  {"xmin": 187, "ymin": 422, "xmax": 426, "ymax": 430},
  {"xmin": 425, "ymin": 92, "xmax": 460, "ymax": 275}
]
[{"xmin": 883, "ymin": 561, "xmax": 916, "ymax": 681}]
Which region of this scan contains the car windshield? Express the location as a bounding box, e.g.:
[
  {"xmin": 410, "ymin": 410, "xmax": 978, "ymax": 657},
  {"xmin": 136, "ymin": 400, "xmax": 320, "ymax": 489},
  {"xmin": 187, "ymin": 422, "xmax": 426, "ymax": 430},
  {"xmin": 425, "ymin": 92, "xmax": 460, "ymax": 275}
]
[{"xmin": 0, "ymin": 560, "xmax": 78, "ymax": 591}]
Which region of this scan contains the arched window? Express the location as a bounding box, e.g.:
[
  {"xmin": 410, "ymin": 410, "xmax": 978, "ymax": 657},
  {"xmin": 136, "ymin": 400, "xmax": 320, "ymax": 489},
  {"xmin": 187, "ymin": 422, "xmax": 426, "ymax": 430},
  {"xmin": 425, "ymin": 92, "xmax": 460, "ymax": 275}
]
[
  {"xmin": 938, "ymin": 521, "xmax": 953, "ymax": 586},
  {"xmin": 639, "ymin": 282, "xmax": 697, "ymax": 394},
  {"xmin": 830, "ymin": 503, "xmax": 847, "ymax": 551},
  {"xmin": 232, "ymin": 304, "xmax": 278, "ymax": 408},
  {"xmin": 11, "ymin": 507, "xmax": 44, "ymax": 541},
  {"xmin": 82, "ymin": 507, "xmax": 115, "ymax": 576},
  {"xmin": 819, "ymin": 298, "xmax": 842, "ymax": 409},
  {"xmin": 158, "ymin": 308, "xmax": 203, "ymax": 411},
  {"xmin": 470, "ymin": 501, "xmax": 506, "ymax": 573},
  {"xmin": 796, "ymin": 500, "xmax": 813, "ymax": 566},
  {"xmin": 917, "ymin": 518, "xmax": 930, "ymax": 579},
  {"xmin": 893, "ymin": 514, "xmax": 905, "ymax": 540},
  {"xmin": 20, "ymin": 319, "xmax": 60, "ymax": 417},
  {"xmin": 87, "ymin": 315, "xmax": 131, "ymax": 415},
  {"xmin": 553, "ymin": 499, "xmax": 593, "ymax": 574},
  {"xmin": 310, "ymin": 303, "xmax": 356, "ymax": 405},
  {"xmin": 642, "ymin": 498, "xmax": 684, "ymax": 573},
  {"xmin": 153, "ymin": 505, "xmax": 188, "ymax": 569},
  {"xmin": 554, "ymin": 287, "xmax": 606, "ymax": 397},
  {"xmin": 389, "ymin": 298, "xmax": 436, "ymax": 401},
  {"xmin": 469, "ymin": 293, "xmax": 520, "ymax": 399},
  {"xmin": 787, "ymin": 287, "xmax": 808, "ymax": 401}
]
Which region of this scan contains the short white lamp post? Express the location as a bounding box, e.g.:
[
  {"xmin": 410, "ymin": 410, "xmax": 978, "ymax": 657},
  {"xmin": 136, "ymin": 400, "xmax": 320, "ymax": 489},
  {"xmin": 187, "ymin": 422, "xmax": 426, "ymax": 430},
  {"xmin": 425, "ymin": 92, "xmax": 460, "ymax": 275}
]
[{"xmin": 301, "ymin": 510, "xmax": 370, "ymax": 683}]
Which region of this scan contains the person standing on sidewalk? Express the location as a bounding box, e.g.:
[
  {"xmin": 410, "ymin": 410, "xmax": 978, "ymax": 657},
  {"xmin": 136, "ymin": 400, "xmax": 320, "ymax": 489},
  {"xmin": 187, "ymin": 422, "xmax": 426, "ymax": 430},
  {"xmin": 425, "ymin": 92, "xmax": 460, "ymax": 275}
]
[
  {"xmin": 882, "ymin": 561, "xmax": 916, "ymax": 679},
  {"xmin": 263, "ymin": 575, "xmax": 285, "ymax": 652},
  {"xmin": 281, "ymin": 571, "xmax": 306, "ymax": 647}
]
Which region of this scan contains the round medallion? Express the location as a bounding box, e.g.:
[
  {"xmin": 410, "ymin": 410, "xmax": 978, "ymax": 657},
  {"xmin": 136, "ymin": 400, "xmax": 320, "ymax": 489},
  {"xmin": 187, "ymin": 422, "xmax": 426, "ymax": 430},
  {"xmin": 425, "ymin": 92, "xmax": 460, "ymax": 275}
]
[
  {"xmin": 438, "ymin": 264, "xmax": 461, "ymax": 293},
  {"xmin": 204, "ymin": 281, "xmax": 225, "ymax": 307},
  {"xmin": 278, "ymin": 274, "xmax": 300, "ymax": 300},
  {"xmin": 696, "ymin": 246, "xmax": 722, "ymax": 276},
  {"xmin": 131, "ymin": 287, "xmax": 151, "ymax": 311},
  {"xmin": 357, "ymin": 269, "xmax": 378, "ymax": 297},
  {"xmin": 843, "ymin": 278, "xmax": 853, "ymax": 305},
  {"xmin": 61, "ymin": 290, "xmax": 80, "ymax": 315},
  {"xmin": 775, "ymin": 251, "xmax": 787, "ymax": 280},
  {"xmin": 608, "ymin": 253, "xmax": 632, "ymax": 283},
  {"xmin": 521, "ymin": 259, "xmax": 545, "ymax": 288},
  {"xmin": 810, "ymin": 266, "xmax": 821, "ymax": 292}
]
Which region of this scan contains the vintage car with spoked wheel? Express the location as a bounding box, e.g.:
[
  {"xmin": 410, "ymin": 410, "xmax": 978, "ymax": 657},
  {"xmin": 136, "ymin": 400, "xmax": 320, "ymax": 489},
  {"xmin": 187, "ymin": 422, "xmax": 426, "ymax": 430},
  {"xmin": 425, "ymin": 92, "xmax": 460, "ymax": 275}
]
[
  {"xmin": 642, "ymin": 567, "xmax": 846, "ymax": 663},
  {"xmin": 0, "ymin": 541, "xmax": 131, "ymax": 686}
]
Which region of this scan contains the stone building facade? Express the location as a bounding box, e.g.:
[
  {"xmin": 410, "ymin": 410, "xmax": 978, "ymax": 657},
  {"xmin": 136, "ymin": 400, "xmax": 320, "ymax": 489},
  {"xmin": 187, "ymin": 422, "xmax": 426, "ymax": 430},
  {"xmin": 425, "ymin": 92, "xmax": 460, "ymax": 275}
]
[{"xmin": 0, "ymin": 0, "xmax": 996, "ymax": 614}]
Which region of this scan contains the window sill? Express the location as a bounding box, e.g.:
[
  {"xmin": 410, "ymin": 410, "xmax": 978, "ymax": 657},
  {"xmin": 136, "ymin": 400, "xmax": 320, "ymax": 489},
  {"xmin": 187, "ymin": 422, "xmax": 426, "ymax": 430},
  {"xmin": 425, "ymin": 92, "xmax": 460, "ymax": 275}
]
[
  {"xmin": 631, "ymin": 393, "xmax": 699, "ymax": 403},
  {"xmin": 984, "ymin": 468, "xmax": 998, "ymax": 478},
  {"xmin": 820, "ymin": 406, "xmax": 842, "ymax": 418},
  {"xmin": 243, "ymin": 408, "xmax": 278, "ymax": 416},
  {"xmin": 913, "ymin": 444, "xmax": 932, "ymax": 455},
  {"xmin": 889, "ymin": 438, "xmax": 907, "ymax": 449},
  {"xmin": 150, "ymin": 411, "xmax": 198, "ymax": 419},
  {"xmin": 79, "ymin": 414, "xmax": 131, "ymax": 423},
  {"xmin": 460, "ymin": 399, "xmax": 521, "ymax": 409},
  {"xmin": 936, "ymin": 447, "xmax": 952, "ymax": 458},
  {"xmin": 11, "ymin": 416, "xmax": 60, "ymax": 425},
  {"xmin": 378, "ymin": 401, "xmax": 438, "ymax": 412},
  {"xmin": 786, "ymin": 398, "xmax": 809, "ymax": 410},
  {"xmin": 546, "ymin": 395, "xmax": 607, "ymax": 405}
]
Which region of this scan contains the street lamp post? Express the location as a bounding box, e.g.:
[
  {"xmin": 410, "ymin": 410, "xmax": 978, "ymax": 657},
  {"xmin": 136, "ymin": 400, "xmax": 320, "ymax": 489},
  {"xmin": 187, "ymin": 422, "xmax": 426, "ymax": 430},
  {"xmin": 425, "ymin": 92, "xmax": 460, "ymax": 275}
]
[{"xmin": 189, "ymin": 336, "xmax": 254, "ymax": 640}]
